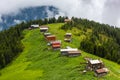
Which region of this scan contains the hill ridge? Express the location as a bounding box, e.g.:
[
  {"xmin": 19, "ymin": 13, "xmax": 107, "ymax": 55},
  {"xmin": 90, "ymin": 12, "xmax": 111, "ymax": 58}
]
[{"xmin": 0, "ymin": 23, "xmax": 120, "ymax": 80}]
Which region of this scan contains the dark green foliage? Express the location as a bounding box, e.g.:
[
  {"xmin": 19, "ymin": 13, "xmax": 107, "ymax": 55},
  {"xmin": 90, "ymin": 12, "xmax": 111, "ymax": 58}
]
[
  {"xmin": 61, "ymin": 21, "xmax": 74, "ymax": 30},
  {"xmin": 61, "ymin": 17, "xmax": 120, "ymax": 64},
  {"xmin": 57, "ymin": 16, "xmax": 65, "ymax": 23},
  {"xmin": 0, "ymin": 17, "xmax": 66, "ymax": 69},
  {"xmin": 0, "ymin": 22, "xmax": 29, "ymax": 68},
  {"xmin": 48, "ymin": 17, "xmax": 57, "ymax": 23}
]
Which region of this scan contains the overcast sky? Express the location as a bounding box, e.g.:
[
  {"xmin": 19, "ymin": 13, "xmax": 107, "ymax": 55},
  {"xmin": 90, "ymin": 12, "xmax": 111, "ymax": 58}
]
[{"xmin": 0, "ymin": 0, "xmax": 120, "ymax": 27}]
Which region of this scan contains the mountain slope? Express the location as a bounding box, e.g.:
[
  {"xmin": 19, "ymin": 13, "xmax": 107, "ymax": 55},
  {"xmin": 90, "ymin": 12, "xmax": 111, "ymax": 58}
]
[
  {"xmin": 0, "ymin": 23, "xmax": 120, "ymax": 80},
  {"xmin": 0, "ymin": 6, "xmax": 58, "ymax": 30},
  {"xmin": 61, "ymin": 18, "xmax": 120, "ymax": 64}
]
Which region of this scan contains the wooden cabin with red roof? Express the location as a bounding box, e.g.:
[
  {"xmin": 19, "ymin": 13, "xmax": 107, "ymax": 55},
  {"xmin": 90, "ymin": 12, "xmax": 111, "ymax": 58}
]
[
  {"xmin": 51, "ymin": 40, "xmax": 61, "ymax": 50},
  {"xmin": 46, "ymin": 35, "xmax": 56, "ymax": 42}
]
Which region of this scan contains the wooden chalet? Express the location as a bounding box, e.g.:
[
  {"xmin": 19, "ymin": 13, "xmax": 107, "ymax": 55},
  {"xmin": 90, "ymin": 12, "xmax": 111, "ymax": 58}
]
[
  {"xmin": 29, "ymin": 24, "xmax": 39, "ymax": 29},
  {"xmin": 44, "ymin": 33, "xmax": 51, "ymax": 37},
  {"xmin": 87, "ymin": 59, "xmax": 104, "ymax": 70},
  {"xmin": 94, "ymin": 68, "xmax": 109, "ymax": 77},
  {"xmin": 40, "ymin": 26, "xmax": 49, "ymax": 32},
  {"xmin": 51, "ymin": 40, "xmax": 61, "ymax": 50},
  {"xmin": 65, "ymin": 33, "xmax": 72, "ymax": 38},
  {"xmin": 60, "ymin": 48, "xmax": 81, "ymax": 57},
  {"xmin": 64, "ymin": 19, "xmax": 71, "ymax": 23},
  {"xmin": 85, "ymin": 58, "xmax": 109, "ymax": 77},
  {"xmin": 64, "ymin": 38, "xmax": 72, "ymax": 42},
  {"xmin": 60, "ymin": 48, "xmax": 78, "ymax": 55},
  {"xmin": 67, "ymin": 51, "xmax": 81, "ymax": 57},
  {"xmin": 46, "ymin": 35, "xmax": 56, "ymax": 42},
  {"xmin": 64, "ymin": 33, "xmax": 72, "ymax": 42}
]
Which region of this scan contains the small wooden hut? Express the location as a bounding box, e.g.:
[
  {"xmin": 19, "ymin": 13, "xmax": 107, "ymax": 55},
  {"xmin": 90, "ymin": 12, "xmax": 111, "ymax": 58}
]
[
  {"xmin": 64, "ymin": 19, "xmax": 71, "ymax": 23},
  {"xmin": 87, "ymin": 59, "xmax": 104, "ymax": 70},
  {"xmin": 51, "ymin": 40, "xmax": 61, "ymax": 50},
  {"xmin": 44, "ymin": 33, "xmax": 51, "ymax": 37},
  {"xmin": 67, "ymin": 51, "xmax": 81, "ymax": 57},
  {"xmin": 65, "ymin": 33, "xmax": 72, "ymax": 38},
  {"xmin": 40, "ymin": 26, "xmax": 49, "ymax": 32},
  {"xmin": 60, "ymin": 48, "xmax": 81, "ymax": 57},
  {"xmin": 94, "ymin": 68, "xmax": 109, "ymax": 77},
  {"xmin": 29, "ymin": 24, "xmax": 39, "ymax": 29},
  {"xmin": 46, "ymin": 35, "xmax": 56, "ymax": 42},
  {"xmin": 64, "ymin": 33, "xmax": 72, "ymax": 42}
]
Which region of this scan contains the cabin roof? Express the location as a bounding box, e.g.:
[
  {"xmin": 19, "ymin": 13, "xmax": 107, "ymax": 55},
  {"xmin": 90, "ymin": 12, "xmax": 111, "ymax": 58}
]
[
  {"xmin": 40, "ymin": 26, "xmax": 48, "ymax": 29},
  {"xmin": 89, "ymin": 60, "xmax": 102, "ymax": 64},
  {"xmin": 65, "ymin": 33, "xmax": 72, "ymax": 35},
  {"xmin": 31, "ymin": 24, "xmax": 39, "ymax": 27},
  {"xmin": 64, "ymin": 19, "xmax": 71, "ymax": 22},
  {"xmin": 40, "ymin": 28, "xmax": 48, "ymax": 30},
  {"xmin": 60, "ymin": 48, "xmax": 78, "ymax": 52},
  {"xmin": 44, "ymin": 33, "xmax": 51, "ymax": 35},
  {"xmin": 67, "ymin": 51, "xmax": 80, "ymax": 54},
  {"xmin": 52, "ymin": 45, "xmax": 61, "ymax": 48},
  {"xmin": 46, "ymin": 35, "xmax": 56, "ymax": 38},
  {"xmin": 51, "ymin": 40, "xmax": 61, "ymax": 44},
  {"xmin": 64, "ymin": 38, "xmax": 71, "ymax": 40},
  {"xmin": 96, "ymin": 68, "xmax": 108, "ymax": 74}
]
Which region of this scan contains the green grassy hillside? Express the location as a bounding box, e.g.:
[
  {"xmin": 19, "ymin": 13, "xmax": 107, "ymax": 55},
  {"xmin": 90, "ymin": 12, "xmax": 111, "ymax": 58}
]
[{"xmin": 0, "ymin": 23, "xmax": 120, "ymax": 80}]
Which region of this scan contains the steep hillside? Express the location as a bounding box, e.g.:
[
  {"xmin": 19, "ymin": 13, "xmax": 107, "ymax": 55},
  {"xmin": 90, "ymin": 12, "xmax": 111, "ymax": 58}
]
[
  {"xmin": 62, "ymin": 18, "xmax": 120, "ymax": 64},
  {"xmin": 0, "ymin": 23, "xmax": 120, "ymax": 80}
]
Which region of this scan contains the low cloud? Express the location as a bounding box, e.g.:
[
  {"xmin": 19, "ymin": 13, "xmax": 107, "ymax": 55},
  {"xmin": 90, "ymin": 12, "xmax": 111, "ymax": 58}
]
[
  {"xmin": 0, "ymin": 0, "xmax": 120, "ymax": 27},
  {"xmin": 0, "ymin": 26, "xmax": 2, "ymax": 31},
  {"xmin": 14, "ymin": 20, "xmax": 22, "ymax": 24},
  {"xmin": 0, "ymin": 15, "xmax": 3, "ymax": 23}
]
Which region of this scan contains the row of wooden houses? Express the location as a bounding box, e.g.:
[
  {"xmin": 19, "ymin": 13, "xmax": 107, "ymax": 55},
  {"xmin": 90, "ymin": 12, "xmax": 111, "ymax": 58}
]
[
  {"xmin": 30, "ymin": 21, "xmax": 109, "ymax": 77},
  {"xmin": 29, "ymin": 18, "xmax": 71, "ymax": 30},
  {"xmin": 40, "ymin": 26, "xmax": 61, "ymax": 50},
  {"xmin": 29, "ymin": 24, "xmax": 49, "ymax": 33},
  {"xmin": 39, "ymin": 24, "xmax": 109, "ymax": 77},
  {"xmin": 65, "ymin": 19, "xmax": 109, "ymax": 77},
  {"xmin": 39, "ymin": 24, "xmax": 81, "ymax": 57}
]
